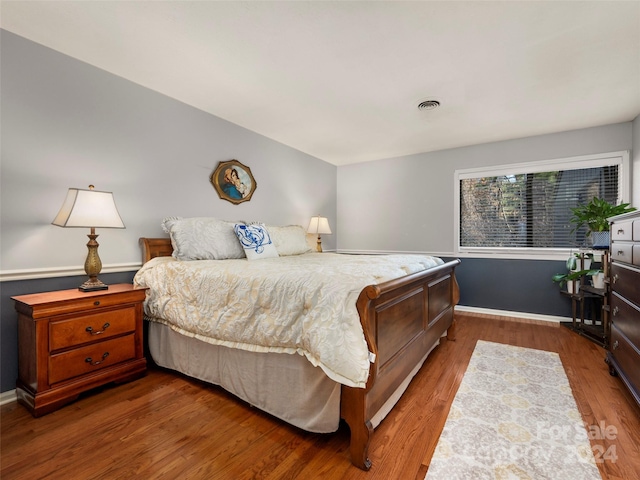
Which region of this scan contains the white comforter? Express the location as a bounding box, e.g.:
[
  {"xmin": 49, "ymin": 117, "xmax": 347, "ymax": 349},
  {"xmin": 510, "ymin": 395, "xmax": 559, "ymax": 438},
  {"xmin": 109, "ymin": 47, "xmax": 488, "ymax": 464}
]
[{"xmin": 134, "ymin": 252, "xmax": 444, "ymax": 388}]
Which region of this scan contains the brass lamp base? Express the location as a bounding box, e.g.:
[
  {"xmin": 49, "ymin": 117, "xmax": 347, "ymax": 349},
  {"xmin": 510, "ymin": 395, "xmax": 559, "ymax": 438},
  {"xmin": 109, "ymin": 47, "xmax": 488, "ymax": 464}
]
[
  {"xmin": 79, "ymin": 278, "xmax": 109, "ymax": 292},
  {"xmin": 316, "ymin": 235, "xmax": 323, "ymax": 253},
  {"xmin": 79, "ymin": 228, "xmax": 109, "ymax": 292}
]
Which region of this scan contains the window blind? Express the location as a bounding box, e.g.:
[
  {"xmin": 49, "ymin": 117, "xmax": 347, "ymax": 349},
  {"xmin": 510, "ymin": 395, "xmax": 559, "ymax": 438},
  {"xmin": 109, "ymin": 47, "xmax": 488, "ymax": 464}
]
[{"xmin": 459, "ymin": 160, "xmax": 623, "ymax": 250}]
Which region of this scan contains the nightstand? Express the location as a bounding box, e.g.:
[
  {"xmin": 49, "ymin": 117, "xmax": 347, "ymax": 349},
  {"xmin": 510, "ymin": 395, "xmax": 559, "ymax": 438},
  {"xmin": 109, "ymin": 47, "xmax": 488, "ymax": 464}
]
[{"xmin": 12, "ymin": 284, "xmax": 148, "ymax": 417}]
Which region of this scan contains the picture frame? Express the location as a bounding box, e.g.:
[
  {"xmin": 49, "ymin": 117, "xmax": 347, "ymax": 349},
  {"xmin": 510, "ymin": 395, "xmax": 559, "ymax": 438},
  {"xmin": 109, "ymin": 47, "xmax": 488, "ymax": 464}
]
[{"xmin": 210, "ymin": 159, "xmax": 257, "ymax": 205}]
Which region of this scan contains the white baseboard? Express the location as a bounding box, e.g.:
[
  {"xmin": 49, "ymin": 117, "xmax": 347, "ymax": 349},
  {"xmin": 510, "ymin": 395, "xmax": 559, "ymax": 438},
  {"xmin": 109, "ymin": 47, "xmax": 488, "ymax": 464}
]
[
  {"xmin": 0, "ymin": 389, "xmax": 17, "ymax": 406},
  {"xmin": 456, "ymin": 305, "xmax": 569, "ymax": 323}
]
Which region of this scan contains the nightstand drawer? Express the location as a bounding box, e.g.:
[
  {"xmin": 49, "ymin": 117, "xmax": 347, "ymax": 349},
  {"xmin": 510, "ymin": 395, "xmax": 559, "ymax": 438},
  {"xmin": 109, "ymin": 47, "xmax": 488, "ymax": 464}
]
[
  {"xmin": 12, "ymin": 285, "xmax": 147, "ymax": 319},
  {"xmin": 49, "ymin": 307, "xmax": 137, "ymax": 351},
  {"xmin": 49, "ymin": 334, "xmax": 136, "ymax": 384}
]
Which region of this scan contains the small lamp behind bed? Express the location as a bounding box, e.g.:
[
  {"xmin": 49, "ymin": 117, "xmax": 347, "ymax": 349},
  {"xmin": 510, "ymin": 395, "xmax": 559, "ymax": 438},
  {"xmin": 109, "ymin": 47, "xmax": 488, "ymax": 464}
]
[
  {"xmin": 52, "ymin": 185, "xmax": 125, "ymax": 292},
  {"xmin": 307, "ymin": 216, "xmax": 332, "ymax": 253}
]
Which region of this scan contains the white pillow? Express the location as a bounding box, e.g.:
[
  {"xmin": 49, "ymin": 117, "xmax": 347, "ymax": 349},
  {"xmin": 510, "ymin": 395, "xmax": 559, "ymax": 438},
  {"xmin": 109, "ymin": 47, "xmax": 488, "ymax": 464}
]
[
  {"xmin": 161, "ymin": 217, "xmax": 245, "ymax": 261},
  {"xmin": 233, "ymin": 223, "xmax": 279, "ymax": 260},
  {"xmin": 267, "ymin": 225, "xmax": 312, "ymax": 256}
]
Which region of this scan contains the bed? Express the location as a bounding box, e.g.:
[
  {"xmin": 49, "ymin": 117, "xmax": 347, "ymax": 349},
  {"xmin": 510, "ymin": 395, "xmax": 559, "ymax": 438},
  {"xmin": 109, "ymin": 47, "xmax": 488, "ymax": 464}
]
[{"xmin": 135, "ymin": 219, "xmax": 460, "ymax": 470}]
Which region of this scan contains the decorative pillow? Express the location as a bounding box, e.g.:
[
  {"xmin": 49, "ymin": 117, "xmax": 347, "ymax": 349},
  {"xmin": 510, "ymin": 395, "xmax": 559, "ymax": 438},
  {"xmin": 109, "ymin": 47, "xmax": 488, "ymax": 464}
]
[
  {"xmin": 161, "ymin": 217, "xmax": 246, "ymax": 261},
  {"xmin": 233, "ymin": 223, "xmax": 279, "ymax": 260},
  {"xmin": 267, "ymin": 225, "xmax": 312, "ymax": 256}
]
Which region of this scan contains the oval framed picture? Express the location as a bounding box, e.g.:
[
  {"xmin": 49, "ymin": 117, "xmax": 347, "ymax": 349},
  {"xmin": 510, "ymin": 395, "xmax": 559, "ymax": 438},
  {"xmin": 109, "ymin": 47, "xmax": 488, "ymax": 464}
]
[{"xmin": 210, "ymin": 159, "xmax": 257, "ymax": 205}]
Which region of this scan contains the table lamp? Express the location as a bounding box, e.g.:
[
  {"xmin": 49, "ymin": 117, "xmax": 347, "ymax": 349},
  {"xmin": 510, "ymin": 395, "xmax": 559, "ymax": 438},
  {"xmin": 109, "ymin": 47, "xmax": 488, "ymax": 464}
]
[
  {"xmin": 307, "ymin": 216, "xmax": 332, "ymax": 253},
  {"xmin": 52, "ymin": 185, "xmax": 125, "ymax": 291}
]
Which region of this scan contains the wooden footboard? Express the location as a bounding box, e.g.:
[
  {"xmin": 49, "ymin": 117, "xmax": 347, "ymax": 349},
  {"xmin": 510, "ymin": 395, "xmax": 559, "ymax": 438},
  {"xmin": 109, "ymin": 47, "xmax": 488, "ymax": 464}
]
[{"xmin": 341, "ymin": 258, "xmax": 461, "ymax": 470}]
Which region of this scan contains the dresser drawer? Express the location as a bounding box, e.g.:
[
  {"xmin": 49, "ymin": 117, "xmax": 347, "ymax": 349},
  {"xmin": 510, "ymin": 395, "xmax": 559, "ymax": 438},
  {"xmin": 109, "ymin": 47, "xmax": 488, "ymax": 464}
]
[
  {"xmin": 611, "ymin": 293, "xmax": 640, "ymax": 347},
  {"xmin": 610, "ymin": 220, "xmax": 633, "ymax": 240},
  {"xmin": 610, "ymin": 263, "xmax": 640, "ymax": 303},
  {"xmin": 49, "ymin": 307, "xmax": 137, "ymax": 351},
  {"xmin": 49, "ymin": 334, "xmax": 136, "ymax": 384},
  {"xmin": 610, "ymin": 241, "xmax": 633, "ymax": 264},
  {"xmin": 611, "ymin": 220, "xmax": 634, "ymax": 241},
  {"xmin": 610, "ymin": 325, "xmax": 640, "ymax": 394}
]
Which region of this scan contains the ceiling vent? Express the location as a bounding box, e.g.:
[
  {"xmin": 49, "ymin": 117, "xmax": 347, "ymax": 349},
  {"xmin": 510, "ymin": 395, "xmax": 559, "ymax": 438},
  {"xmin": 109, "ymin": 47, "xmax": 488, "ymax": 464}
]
[{"xmin": 417, "ymin": 99, "xmax": 441, "ymax": 111}]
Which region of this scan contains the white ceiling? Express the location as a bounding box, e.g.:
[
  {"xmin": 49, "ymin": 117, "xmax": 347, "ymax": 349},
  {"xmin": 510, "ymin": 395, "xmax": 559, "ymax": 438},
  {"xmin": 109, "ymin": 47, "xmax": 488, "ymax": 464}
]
[{"xmin": 2, "ymin": 1, "xmax": 639, "ymax": 166}]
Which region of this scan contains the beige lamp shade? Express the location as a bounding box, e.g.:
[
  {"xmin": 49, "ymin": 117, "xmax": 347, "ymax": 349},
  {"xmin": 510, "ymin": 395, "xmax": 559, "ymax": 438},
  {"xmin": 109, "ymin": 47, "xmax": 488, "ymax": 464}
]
[
  {"xmin": 307, "ymin": 216, "xmax": 331, "ymax": 253},
  {"xmin": 307, "ymin": 216, "xmax": 332, "ymax": 235},
  {"xmin": 52, "ymin": 187, "xmax": 125, "ymax": 228}
]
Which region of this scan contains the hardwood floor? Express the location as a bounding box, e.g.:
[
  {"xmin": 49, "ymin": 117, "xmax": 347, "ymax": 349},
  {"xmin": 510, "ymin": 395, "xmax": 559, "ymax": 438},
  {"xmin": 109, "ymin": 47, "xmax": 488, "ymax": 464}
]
[{"xmin": 2, "ymin": 313, "xmax": 639, "ymax": 479}]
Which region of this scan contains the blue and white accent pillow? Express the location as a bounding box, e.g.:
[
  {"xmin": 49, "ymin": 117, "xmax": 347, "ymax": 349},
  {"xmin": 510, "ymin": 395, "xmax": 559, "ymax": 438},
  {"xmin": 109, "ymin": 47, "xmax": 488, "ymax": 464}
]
[{"xmin": 233, "ymin": 223, "xmax": 279, "ymax": 260}]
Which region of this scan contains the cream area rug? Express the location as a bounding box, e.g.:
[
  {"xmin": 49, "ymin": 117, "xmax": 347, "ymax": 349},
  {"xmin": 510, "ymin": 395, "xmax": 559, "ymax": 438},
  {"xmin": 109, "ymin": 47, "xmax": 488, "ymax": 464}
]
[{"xmin": 426, "ymin": 340, "xmax": 602, "ymax": 480}]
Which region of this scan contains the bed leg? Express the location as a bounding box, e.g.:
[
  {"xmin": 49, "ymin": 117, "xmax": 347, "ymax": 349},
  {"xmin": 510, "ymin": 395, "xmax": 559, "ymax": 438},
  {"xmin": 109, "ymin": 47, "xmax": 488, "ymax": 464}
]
[
  {"xmin": 446, "ymin": 317, "xmax": 457, "ymax": 341},
  {"xmin": 342, "ymin": 385, "xmax": 374, "ymax": 470},
  {"xmin": 347, "ymin": 418, "xmax": 373, "ymax": 470}
]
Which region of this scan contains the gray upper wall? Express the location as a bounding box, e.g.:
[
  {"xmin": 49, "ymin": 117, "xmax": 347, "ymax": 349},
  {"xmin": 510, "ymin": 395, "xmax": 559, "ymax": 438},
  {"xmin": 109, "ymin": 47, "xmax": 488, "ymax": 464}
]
[
  {"xmin": 0, "ymin": 30, "xmax": 337, "ymax": 274},
  {"xmin": 2, "ymin": 29, "xmax": 637, "ymax": 272},
  {"xmin": 337, "ymin": 122, "xmax": 635, "ymax": 253}
]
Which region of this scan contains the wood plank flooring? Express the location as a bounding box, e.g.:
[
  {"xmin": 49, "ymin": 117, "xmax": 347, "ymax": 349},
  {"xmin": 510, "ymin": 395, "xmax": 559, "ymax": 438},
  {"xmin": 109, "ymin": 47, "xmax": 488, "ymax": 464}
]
[{"xmin": 2, "ymin": 313, "xmax": 639, "ymax": 479}]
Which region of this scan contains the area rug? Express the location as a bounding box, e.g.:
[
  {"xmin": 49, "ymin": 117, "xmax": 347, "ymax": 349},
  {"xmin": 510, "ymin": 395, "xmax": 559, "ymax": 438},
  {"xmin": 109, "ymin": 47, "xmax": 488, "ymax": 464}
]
[{"xmin": 426, "ymin": 340, "xmax": 602, "ymax": 480}]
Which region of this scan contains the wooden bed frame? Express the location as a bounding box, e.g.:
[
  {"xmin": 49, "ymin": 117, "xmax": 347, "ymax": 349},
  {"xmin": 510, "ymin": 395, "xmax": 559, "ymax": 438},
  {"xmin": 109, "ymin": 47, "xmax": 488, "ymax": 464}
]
[{"xmin": 139, "ymin": 237, "xmax": 461, "ymax": 470}]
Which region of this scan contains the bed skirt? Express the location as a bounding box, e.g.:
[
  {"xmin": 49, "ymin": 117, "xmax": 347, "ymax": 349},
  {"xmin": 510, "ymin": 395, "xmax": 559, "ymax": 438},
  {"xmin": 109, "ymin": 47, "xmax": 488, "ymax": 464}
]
[
  {"xmin": 147, "ymin": 321, "xmax": 444, "ymax": 435},
  {"xmin": 147, "ymin": 321, "xmax": 342, "ymax": 433}
]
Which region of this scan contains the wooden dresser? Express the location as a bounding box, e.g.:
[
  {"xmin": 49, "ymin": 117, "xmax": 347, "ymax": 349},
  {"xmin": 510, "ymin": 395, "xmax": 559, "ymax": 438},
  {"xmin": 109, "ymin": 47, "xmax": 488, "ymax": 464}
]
[
  {"xmin": 13, "ymin": 284, "xmax": 147, "ymax": 416},
  {"xmin": 608, "ymin": 211, "xmax": 640, "ymax": 408}
]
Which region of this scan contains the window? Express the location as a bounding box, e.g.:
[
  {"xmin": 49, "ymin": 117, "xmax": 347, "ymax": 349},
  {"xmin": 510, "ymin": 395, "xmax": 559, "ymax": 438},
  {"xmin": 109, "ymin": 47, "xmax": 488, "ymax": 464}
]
[{"xmin": 455, "ymin": 151, "xmax": 630, "ymax": 259}]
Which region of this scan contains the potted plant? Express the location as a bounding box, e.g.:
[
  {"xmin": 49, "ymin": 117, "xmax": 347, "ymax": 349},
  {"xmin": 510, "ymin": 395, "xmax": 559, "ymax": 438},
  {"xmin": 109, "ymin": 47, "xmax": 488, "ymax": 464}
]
[
  {"xmin": 552, "ymin": 269, "xmax": 600, "ymax": 294},
  {"xmin": 591, "ymin": 270, "xmax": 605, "ymax": 289},
  {"xmin": 566, "ymin": 252, "xmax": 593, "ymax": 271},
  {"xmin": 570, "ymin": 197, "xmax": 636, "ymax": 248}
]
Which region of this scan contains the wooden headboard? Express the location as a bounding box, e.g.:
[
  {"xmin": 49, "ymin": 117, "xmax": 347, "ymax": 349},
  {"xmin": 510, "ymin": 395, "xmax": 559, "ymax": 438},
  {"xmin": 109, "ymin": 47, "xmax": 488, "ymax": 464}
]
[{"xmin": 139, "ymin": 238, "xmax": 173, "ymax": 263}]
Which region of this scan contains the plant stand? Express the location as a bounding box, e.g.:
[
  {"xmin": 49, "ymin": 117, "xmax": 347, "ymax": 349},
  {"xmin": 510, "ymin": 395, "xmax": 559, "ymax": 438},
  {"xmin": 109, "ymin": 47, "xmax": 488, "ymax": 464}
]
[{"xmin": 559, "ymin": 251, "xmax": 610, "ymax": 348}]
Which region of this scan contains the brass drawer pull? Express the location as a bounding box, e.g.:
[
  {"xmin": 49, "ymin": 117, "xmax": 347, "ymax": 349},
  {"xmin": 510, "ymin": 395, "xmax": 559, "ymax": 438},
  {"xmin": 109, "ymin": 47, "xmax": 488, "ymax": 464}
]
[
  {"xmin": 612, "ymin": 341, "xmax": 619, "ymax": 350},
  {"xmin": 612, "ymin": 274, "xmax": 619, "ymax": 284},
  {"xmin": 612, "ymin": 306, "xmax": 619, "ymax": 316},
  {"xmin": 617, "ymin": 228, "xmax": 624, "ymax": 234},
  {"xmin": 86, "ymin": 323, "xmax": 110, "ymax": 335},
  {"xmin": 85, "ymin": 352, "xmax": 109, "ymax": 366}
]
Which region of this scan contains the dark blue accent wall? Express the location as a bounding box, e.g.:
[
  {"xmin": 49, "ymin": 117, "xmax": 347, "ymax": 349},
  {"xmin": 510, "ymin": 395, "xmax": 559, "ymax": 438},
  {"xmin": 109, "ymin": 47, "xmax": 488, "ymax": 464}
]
[{"xmin": 450, "ymin": 258, "xmax": 574, "ymax": 317}]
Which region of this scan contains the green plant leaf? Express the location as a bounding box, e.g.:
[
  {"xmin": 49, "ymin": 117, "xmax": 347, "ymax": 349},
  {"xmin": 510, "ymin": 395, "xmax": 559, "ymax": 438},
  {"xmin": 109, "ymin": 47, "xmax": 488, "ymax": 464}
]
[{"xmin": 570, "ymin": 197, "xmax": 636, "ymax": 234}]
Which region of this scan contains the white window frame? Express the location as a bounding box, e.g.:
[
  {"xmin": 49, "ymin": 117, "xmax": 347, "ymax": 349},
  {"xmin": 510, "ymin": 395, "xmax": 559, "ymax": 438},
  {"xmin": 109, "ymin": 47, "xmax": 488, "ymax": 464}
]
[{"xmin": 454, "ymin": 151, "xmax": 630, "ymax": 260}]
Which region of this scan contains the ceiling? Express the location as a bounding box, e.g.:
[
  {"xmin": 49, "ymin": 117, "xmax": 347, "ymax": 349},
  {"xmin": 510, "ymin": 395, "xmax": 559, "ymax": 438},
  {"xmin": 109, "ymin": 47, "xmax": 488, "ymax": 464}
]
[{"xmin": 1, "ymin": 1, "xmax": 639, "ymax": 166}]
